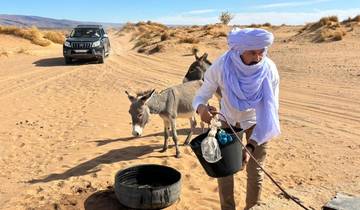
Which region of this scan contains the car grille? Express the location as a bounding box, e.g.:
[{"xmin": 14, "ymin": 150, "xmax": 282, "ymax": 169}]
[{"xmin": 71, "ymin": 42, "xmax": 92, "ymax": 49}]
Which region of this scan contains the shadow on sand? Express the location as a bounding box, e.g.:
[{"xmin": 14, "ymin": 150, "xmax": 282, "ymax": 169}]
[
  {"xmin": 27, "ymin": 144, "xmax": 161, "ymax": 184},
  {"xmin": 92, "ymin": 128, "xmax": 206, "ymax": 147},
  {"xmin": 84, "ymin": 189, "xmax": 131, "ymax": 210},
  {"xmin": 33, "ymin": 57, "xmax": 99, "ymax": 67}
]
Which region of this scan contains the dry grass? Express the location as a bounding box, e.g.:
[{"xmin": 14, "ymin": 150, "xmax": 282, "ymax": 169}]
[
  {"xmin": 16, "ymin": 48, "xmax": 31, "ymax": 54},
  {"xmin": 127, "ymin": 21, "xmax": 171, "ymax": 50},
  {"xmin": 201, "ymin": 23, "xmax": 229, "ymax": 38},
  {"xmin": 214, "ymin": 31, "xmax": 227, "ymax": 37},
  {"xmin": 137, "ymin": 47, "xmax": 146, "ymax": 53},
  {"xmin": 0, "ymin": 26, "xmax": 51, "ymax": 46},
  {"xmin": 160, "ymin": 32, "xmax": 170, "ymax": 41},
  {"xmin": 353, "ymin": 15, "xmax": 360, "ymax": 22},
  {"xmin": 138, "ymin": 31, "xmax": 153, "ymax": 39},
  {"xmin": 119, "ymin": 22, "xmax": 137, "ymax": 33},
  {"xmin": 43, "ymin": 31, "xmax": 65, "ymax": 44},
  {"xmin": 263, "ymin": 22, "xmax": 272, "ymax": 27},
  {"xmin": 169, "ymin": 31, "xmax": 177, "ymax": 37},
  {"xmin": 178, "ymin": 37, "xmax": 200, "ymax": 44},
  {"xmin": 294, "ymin": 15, "xmax": 350, "ymax": 42},
  {"xmin": 332, "ymin": 30, "xmax": 345, "ymax": 41},
  {"xmin": 342, "ymin": 14, "xmax": 360, "ymax": 24},
  {"xmin": 148, "ymin": 44, "xmax": 165, "ymax": 54},
  {"xmin": 319, "ymin": 16, "xmax": 339, "ymax": 26},
  {"xmin": 133, "ymin": 38, "xmax": 152, "ymax": 48},
  {"xmin": 248, "ymin": 23, "xmax": 272, "ymax": 28},
  {"xmin": 123, "ymin": 21, "xmax": 225, "ymax": 54},
  {"xmin": 0, "ymin": 50, "xmax": 9, "ymax": 57},
  {"xmin": 249, "ymin": 24, "xmax": 262, "ymax": 28}
]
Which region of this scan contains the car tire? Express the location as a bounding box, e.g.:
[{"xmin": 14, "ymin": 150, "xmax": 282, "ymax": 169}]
[
  {"xmin": 65, "ymin": 57, "xmax": 72, "ymax": 64},
  {"xmin": 106, "ymin": 44, "xmax": 111, "ymax": 57},
  {"xmin": 98, "ymin": 50, "xmax": 105, "ymax": 64}
]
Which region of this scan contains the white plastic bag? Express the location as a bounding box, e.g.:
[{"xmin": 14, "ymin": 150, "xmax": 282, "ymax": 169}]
[{"xmin": 201, "ymin": 118, "xmax": 222, "ymax": 163}]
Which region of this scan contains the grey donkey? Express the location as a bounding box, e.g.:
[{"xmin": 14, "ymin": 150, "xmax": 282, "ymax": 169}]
[{"xmin": 125, "ymin": 80, "xmax": 204, "ymax": 158}]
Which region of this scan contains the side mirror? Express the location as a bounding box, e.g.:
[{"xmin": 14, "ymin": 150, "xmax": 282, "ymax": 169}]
[{"xmin": 103, "ymin": 34, "xmax": 108, "ymax": 38}]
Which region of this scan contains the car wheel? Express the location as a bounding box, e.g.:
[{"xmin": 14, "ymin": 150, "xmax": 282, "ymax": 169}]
[
  {"xmin": 98, "ymin": 50, "xmax": 105, "ymax": 64},
  {"xmin": 65, "ymin": 57, "xmax": 72, "ymax": 64}
]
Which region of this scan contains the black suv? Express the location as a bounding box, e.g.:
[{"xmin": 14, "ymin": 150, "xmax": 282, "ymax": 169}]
[{"xmin": 63, "ymin": 25, "xmax": 110, "ymax": 64}]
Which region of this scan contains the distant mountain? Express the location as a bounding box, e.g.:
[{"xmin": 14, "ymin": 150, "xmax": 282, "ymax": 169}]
[{"xmin": 0, "ymin": 14, "xmax": 123, "ymax": 29}]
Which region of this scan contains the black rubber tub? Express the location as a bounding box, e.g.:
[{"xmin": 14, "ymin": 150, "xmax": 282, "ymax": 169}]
[
  {"xmin": 190, "ymin": 127, "xmax": 243, "ymax": 178},
  {"xmin": 114, "ymin": 164, "xmax": 181, "ymax": 209}
]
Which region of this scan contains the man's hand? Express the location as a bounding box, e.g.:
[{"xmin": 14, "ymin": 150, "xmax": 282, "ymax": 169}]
[
  {"xmin": 241, "ymin": 143, "xmax": 255, "ymax": 170},
  {"xmin": 241, "ymin": 151, "xmax": 251, "ymax": 170},
  {"xmin": 197, "ymin": 104, "xmax": 217, "ymax": 124}
]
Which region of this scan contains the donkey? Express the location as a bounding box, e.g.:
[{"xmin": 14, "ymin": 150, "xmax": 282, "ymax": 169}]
[
  {"xmin": 183, "ymin": 52, "xmax": 222, "ymax": 104},
  {"xmin": 125, "ymin": 80, "xmax": 203, "ymax": 158},
  {"xmin": 183, "ymin": 52, "xmax": 212, "ymax": 83}
]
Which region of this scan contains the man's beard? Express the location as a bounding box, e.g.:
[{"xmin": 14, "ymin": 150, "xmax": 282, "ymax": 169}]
[{"xmin": 249, "ymin": 61, "xmax": 259, "ymax": 65}]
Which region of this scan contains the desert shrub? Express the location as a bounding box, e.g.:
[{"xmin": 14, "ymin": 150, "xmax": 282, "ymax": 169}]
[
  {"xmin": 134, "ymin": 38, "xmax": 152, "ymax": 48},
  {"xmin": 148, "ymin": 44, "xmax": 165, "ymax": 54},
  {"xmin": 0, "ymin": 26, "xmax": 50, "ymax": 46},
  {"xmin": 353, "ymin": 15, "xmax": 360, "ymax": 22},
  {"xmin": 179, "ymin": 37, "xmax": 200, "ymax": 44},
  {"xmin": 332, "ymin": 31, "xmax": 344, "ymax": 41},
  {"xmin": 43, "ymin": 31, "xmax": 65, "ymax": 44},
  {"xmin": 160, "ymin": 32, "xmax": 170, "ymax": 41},
  {"xmin": 0, "ymin": 51, "xmax": 9, "ymax": 57},
  {"xmin": 263, "ymin": 22, "xmax": 272, "ymax": 27},
  {"xmin": 249, "ymin": 24, "xmax": 262, "ymax": 28},
  {"xmin": 137, "ymin": 47, "xmax": 146, "ymax": 53},
  {"xmin": 17, "ymin": 48, "xmax": 30, "ymax": 54},
  {"xmin": 219, "ymin": 11, "xmax": 234, "ymax": 25}
]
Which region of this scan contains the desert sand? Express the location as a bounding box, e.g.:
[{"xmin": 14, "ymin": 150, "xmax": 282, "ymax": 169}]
[{"xmin": 0, "ymin": 22, "xmax": 360, "ymax": 210}]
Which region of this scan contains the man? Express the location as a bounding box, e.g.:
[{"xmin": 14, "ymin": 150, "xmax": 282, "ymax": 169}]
[{"xmin": 192, "ymin": 27, "xmax": 280, "ymax": 210}]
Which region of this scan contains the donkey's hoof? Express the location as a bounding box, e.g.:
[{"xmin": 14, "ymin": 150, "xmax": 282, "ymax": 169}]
[
  {"xmin": 175, "ymin": 153, "xmax": 181, "ymax": 158},
  {"xmin": 160, "ymin": 148, "xmax": 167, "ymax": 153},
  {"xmin": 183, "ymin": 142, "xmax": 190, "ymax": 146}
]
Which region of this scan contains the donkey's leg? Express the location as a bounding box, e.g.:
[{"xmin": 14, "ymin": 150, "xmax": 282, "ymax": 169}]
[
  {"xmin": 184, "ymin": 116, "xmax": 196, "ymax": 145},
  {"xmin": 160, "ymin": 120, "xmax": 170, "ymax": 152},
  {"xmin": 170, "ymin": 118, "xmax": 181, "ymax": 158}
]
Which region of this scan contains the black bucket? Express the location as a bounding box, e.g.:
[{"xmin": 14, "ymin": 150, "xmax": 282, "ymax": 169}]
[
  {"xmin": 114, "ymin": 164, "xmax": 181, "ymax": 209},
  {"xmin": 190, "ymin": 127, "xmax": 243, "ymax": 178}
]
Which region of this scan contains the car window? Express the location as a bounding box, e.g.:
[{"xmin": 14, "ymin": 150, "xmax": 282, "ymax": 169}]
[{"xmin": 70, "ymin": 28, "xmax": 101, "ymax": 38}]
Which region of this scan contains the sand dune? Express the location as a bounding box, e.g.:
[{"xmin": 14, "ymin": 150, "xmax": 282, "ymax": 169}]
[{"xmin": 0, "ymin": 25, "xmax": 359, "ymax": 210}]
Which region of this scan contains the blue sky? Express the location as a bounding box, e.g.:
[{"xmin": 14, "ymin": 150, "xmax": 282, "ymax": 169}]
[{"xmin": 1, "ymin": 0, "xmax": 360, "ymax": 25}]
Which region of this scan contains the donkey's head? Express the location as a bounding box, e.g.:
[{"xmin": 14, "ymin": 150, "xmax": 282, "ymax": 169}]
[
  {"xmin": 183, "ymin": 53, "xmax": 212, "ymax": 83},
  {"xmin": 125, "ymin": 89, "xmax": 155, "ymax": 137}
]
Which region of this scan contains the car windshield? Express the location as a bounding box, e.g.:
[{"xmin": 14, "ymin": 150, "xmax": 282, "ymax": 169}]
[{"xmin": 70, "ymin": 28, "xmax": 101, "ymax": 38}]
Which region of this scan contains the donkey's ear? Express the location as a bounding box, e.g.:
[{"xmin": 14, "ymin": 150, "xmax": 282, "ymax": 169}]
[
  {"xmin": 125, "ymin": 90, "xmax": 136, "ymax": 102},
  {"xmin": 199, "ymin": 53, "xmax": 208, "ymax": 61},
  {"xmin": 140, "ymin": 89, "xmax": 155, "ymax": 104},
  {"xmin": 193, "ymin": 49, "xmax": 200, "ymax": 60}
]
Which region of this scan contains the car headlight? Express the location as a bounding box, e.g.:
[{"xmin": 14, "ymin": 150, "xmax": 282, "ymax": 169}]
[
  {"xmin": 92, "ymin": 41, "xmax": 101, "ymax": 47},
  {"xmin": 64, "ymin": 41, "xmax": 71, "ymax": 48}
]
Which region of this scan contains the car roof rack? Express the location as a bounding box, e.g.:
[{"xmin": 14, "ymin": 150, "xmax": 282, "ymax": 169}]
[{"xmin": 76, "ymin": 25, "xmax": 103, "ymax": 29}]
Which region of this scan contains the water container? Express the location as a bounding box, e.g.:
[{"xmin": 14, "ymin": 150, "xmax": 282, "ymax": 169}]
[{"xmin": 190, "ymin": 127, "xmax": 243, "ymax": 178}]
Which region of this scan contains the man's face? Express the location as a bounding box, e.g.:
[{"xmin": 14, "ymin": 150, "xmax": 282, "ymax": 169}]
[{"xmin": 241, "ymin": 49, "xmax": 265, "ymax": 65}]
